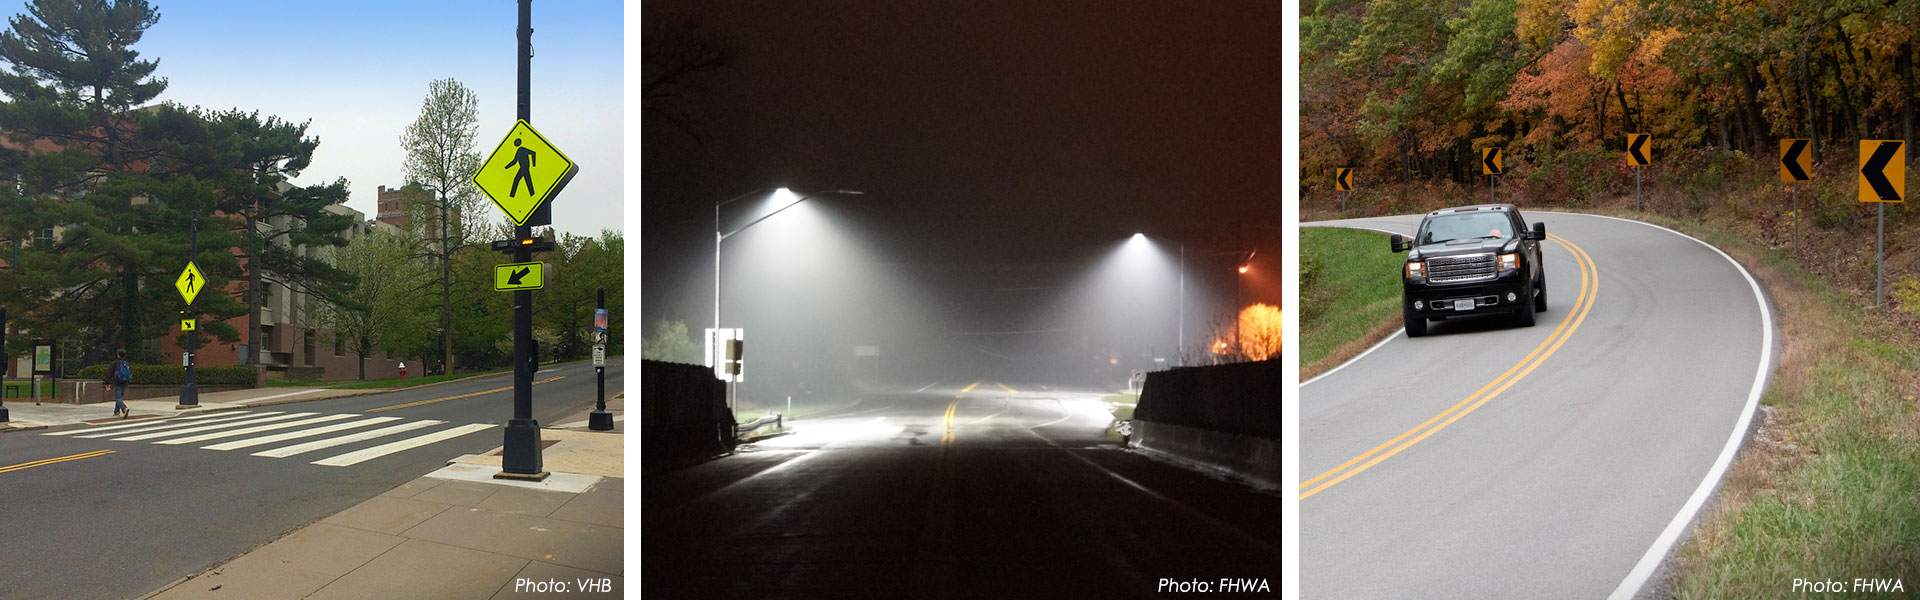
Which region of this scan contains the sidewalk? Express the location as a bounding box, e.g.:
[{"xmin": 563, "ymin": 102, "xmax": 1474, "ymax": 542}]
[
  {"xmin": 0, "ymin": 387, "xmax": 380, "ymax": 433},
  {"xmin": 144, "ymin": 396, "xmax": 625, "ymax": 600}
]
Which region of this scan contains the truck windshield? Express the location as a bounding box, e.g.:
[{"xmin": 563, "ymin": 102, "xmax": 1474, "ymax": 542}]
[{"xmin": 1417, "ymin": 212, "xmax": 1513, "ymax": 245}]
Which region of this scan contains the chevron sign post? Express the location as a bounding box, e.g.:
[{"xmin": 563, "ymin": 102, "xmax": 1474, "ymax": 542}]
[
  {"xmin": 1626, "ymin": 133, "xmax": 1651, "ymax": 211},
  {"xmin": 1780, "ymin": 139, "xmax": 1811, "ymax": 255},
  {"xmin": 1482, "ymin": 147, "xmax": 1502, "ymax": 204},
  {"xmin": 1861, "ymin": 140, "xmax": 1905, "ymax": 308}
]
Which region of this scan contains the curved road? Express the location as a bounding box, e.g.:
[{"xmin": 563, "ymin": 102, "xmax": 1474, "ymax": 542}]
[{"xmin": 1301, "ymin": 212, "xmax": 1773, "ymax": 599}]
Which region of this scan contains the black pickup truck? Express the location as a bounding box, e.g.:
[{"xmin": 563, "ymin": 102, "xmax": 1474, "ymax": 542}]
[{"xmin": 1389, "ymin": 204, "xmax": 1547, "ymax": 337}]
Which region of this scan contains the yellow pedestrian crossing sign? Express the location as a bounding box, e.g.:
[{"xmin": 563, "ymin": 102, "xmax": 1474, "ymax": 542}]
[
  {"xmin": 473, "ymin": 119, "xmax": 579, "ymax": 226},
  {"xmin": 180, "ymin": 319, "xmax": 196, "ymax": 332},
  {"xmin": 175, "ymin": 261, "xmax": 206, "ymax": 305}
]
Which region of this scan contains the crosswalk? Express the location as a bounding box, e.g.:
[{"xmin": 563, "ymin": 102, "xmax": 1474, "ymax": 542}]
[{"xmin": 42, "ymin": 411, "xmax": 497, "ymax": 467}]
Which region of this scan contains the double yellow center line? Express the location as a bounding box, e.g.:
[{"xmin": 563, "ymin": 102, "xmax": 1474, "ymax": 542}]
[
  {"xmin": 366, "ymin": 376, "xmax": 565, "ymax": 413},
  {"xmin": 942, "ymin": 380, "xmax": 1010, "ymax": 444},
  {"xmin": 1299, "ymin": 233, "xmax": 1598, "ymax": 500},
  {"xmin": 1, "ymin": 449, "xmax": 114, "ymax": 475}
]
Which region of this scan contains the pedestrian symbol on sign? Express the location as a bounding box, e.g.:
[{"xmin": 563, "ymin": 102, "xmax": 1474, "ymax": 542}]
[{"xmin": 508, "ymin": 138, "xmax": 536, "ymax": 198}]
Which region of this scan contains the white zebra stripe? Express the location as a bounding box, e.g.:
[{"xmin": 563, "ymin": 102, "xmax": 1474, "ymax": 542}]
[
  {"xmin": 69, "ymin": 412, "xmax": 281, "ymax": 439},
  {"xmin": 41, "ymin": 410, "xmax": 244, "ymax": 436},
  {"xmin": 201, "ymin": 417, "xmax": 403, "ymax": 451},
  {"xmin": 111, "ymin": 413, "xmax": 317, "ymax": 441},
  {"xmin": 250, "ymin": 420, "xmax": 445, "ymax": 458},
  {"xmin": 310, "ymin": 423, "xmax": 495, "ymax": 467},
  {"xmin": 156, "ymin": 413, "xmax": 360, "ymax": 445}
]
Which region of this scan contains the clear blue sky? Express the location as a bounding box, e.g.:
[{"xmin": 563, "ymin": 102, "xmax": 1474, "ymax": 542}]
[{"xmin": 120, "ymin": 0, "xmax": 624, "ymax": 235}]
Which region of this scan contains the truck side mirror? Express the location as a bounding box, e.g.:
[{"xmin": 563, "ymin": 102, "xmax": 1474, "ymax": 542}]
[
  {"xmin": 1527, "ymin": 222, "xmax": 1546, "ymax": 241},
  {"xmin": 1390, "ymin": 234, "xmax": 1410, "ymax": 253}
]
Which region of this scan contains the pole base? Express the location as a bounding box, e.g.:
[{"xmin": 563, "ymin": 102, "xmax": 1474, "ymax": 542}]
[
  {"xmin": 588, "ymin": 410, "xmax": 614, "ymax": 431},
  {"xmin": 0, "ymin": 406, "xmax": 9, "ymax": 422},
  {"xmin": 178, "ymin": 382, "xmax": 199, "ymax": 407},
  {"xmin": 499, "ymin": 418, "xmax": 546, "ymax": 478},
  {"xmin": 493, "ymin": 470, "xmax": 551, "ymax": 482}
]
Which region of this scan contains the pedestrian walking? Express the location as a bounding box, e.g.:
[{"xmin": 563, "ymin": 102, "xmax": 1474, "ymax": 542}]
[{"xmin": 104, "ymin": 349, "xmax": 132, "ymax": 418}]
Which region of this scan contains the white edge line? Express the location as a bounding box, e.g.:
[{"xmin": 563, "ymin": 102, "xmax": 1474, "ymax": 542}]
[
  {"xmin": 1299, "ymin": 223, "xmax": 1414, "ymax": 389},
  {"xmin": 1556, "ymin": 213, "xmax": 1774, "ymax": 600}
]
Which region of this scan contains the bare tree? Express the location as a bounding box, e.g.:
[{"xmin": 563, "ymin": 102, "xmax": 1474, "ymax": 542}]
[
  {"xmin": 399, "ymin": 78, "xmax": 487, "ymax": 375},
  {"xmin": 643, "ymin": 11, "xmax": 735, "ymax": 142}
]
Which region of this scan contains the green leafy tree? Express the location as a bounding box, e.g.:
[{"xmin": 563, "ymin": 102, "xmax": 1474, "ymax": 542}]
[
  {"xmin": 399, "ymin": 77, "xmax": 489, "ymax": 376},
  {"xmin": 0, "ymin": 0, "xmax": 210, "ymax": 362},
  {"xmin": 643, "ymin": 318, "xmax": 701, "ymax": 365},
  {"xmin": 538, "ymin": 230, "xmax": 623, "ymax": 360},
  {"xmin": 312, "ymin": 230, "xmax": 429, "ymax": 379}
]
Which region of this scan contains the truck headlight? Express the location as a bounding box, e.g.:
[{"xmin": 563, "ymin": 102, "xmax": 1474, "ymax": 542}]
[
  {"xmin": 1499, "ymin": 253, "xmax": 1518, "ymax": 270},
  {"xmin": 1406, "ymin": 261, "xmax": 1424, "ymax": 278}
]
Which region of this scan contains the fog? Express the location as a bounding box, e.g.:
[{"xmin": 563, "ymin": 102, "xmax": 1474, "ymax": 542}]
[{"xmin": 689, "ymin": 193, "xmax": 1259, "ymax": 415}]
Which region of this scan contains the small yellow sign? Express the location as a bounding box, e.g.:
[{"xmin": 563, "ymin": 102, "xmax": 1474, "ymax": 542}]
[
  {"xmin": 1859, "ymin": 140, "xmax": 1905, "ymax": 203},
  {"xmin": 473, "ymin": 120, "xmax": 579, "ymax": 226},
  {"xmin": 1481, "ymin": 147, "xmax": 1502, "ymax": 175},
  {"xmin": 175, "ymin": 261, "xmax": 206, "ymax": 305},
  {"xmin": 180, "ymin": 319, "xmax": 196, "ymax": 332},
  {"xmin": 1626, "ymin": 133, "xmax": 1651, "ymax": 166},
  {"xmin": 1779, "ymin": 138, "xmax": 1812, "ymax": 182},
  {"xmin": 1334, "ymin": 167, "xmax": 1353, "ymax": 191},
  {"xmin": 494, "ymin": 261, "xmax": 546, "ymax": 291}
]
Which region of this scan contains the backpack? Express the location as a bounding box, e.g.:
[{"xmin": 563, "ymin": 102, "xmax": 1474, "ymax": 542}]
[{"xmin": 108, "ymin": 360, "xmax": 131, "ymax": 385}]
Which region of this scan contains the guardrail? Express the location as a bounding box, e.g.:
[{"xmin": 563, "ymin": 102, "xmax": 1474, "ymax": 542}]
[{"xmin": 735, "ymin": 413, "xmax": 783, "ymax": 437}]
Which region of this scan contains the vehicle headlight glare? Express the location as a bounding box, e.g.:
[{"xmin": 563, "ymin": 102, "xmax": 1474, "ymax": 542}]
[
  {"xmin": 1406, "ymin": 262, "xmax": 1424, "ymax": 278},
  {"xmin": 1499, "ymin": 253, "xmax": 1518, "ymax": 270}
]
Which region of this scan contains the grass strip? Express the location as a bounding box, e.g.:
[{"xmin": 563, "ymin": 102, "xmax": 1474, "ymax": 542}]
[{"xmin": 1299, "ymin": 226, "xmax": 1406, "ymax": 380}]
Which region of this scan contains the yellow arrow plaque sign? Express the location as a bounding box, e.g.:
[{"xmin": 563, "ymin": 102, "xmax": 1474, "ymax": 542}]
[
  {"xmin": 180, "ymin": 319, "xmax": 196, "ymax": 332},
  {"xmin": 175, "ymin": 261, "xmax": 206, "ymax": 305},
  {"xmin": 473, "ymin": 120, "xmax": 579, "ymax": 226},
  {"xmin": 1334, "ymin": 167, "xmax": 1353, "ymax": 191},
  {"xmin": 1481, "ymin": 147, "xmax": 1503, "ymax": 175},
  {"xmin": 494, "ymin": 261, "xmax": 546, "ymax": 292}
]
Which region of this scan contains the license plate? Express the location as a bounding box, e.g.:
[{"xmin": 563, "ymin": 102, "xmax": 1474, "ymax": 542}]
[{"xmin": 1454, "ymin": 299, "xmax": 1475, "ymax": 311}]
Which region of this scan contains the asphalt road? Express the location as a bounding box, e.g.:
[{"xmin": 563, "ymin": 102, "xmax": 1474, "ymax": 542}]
[
  {"xmin": 0, "ymin": 357, "xmax": 620, "ymax": 600},
  {"xmin": 1300, "ymin": 213, "xmax": 1772, "ymax": 598},
  {"xmin": 643, "ymin": 381, "xmax": 1285, "ymax": 599}
]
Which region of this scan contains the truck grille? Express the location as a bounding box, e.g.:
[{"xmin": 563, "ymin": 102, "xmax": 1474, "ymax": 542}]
[{"xmin": 1426, "ymin": 253, "xmax": 1497, "ymax": 283}]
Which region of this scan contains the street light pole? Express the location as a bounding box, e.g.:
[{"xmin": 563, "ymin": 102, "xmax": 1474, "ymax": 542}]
[{"xmin": 713, "ymin": 188, "xmax": 862, "ymax": 413}]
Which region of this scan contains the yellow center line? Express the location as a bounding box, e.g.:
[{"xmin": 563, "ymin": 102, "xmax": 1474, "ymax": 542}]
[
  {"xmin": 996, "ymin": 383, "xmax": 1016, "ymax": 393},
  {"xmin": 365, "ymin": 376, "xmax": 566, "ymax": 413},
  {"xmin": 1300, "ymin": 233, "xmax": 1598, "ymax": 500},
  {"xmin": 0, "ymin": 449, "xmax": 115, "ymax": 474},
  {"xmin": 941, "ymin": 400, "xmax": 958, "ymax": 444},
  {"xmin": 960, "ymin": 380, "xmax": 982, "ymax": 394}
]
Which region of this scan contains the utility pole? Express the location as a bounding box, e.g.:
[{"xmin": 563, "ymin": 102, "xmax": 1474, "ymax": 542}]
[
  {"xmin": 498, "ymin": 0, "xmax": 546, "ymax": 480},
  {"xmin": 179, "ymin": 211, "xmax": 199, "ymax": 408},
  {"xmin": 589, "ymin": 286, "xmax": 612, "ymax": 431}
]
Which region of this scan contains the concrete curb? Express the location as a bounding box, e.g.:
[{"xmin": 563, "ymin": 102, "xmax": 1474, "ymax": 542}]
[{"xmin": 0, "ymin": 422, "xmax": 48, "ymax": 434}]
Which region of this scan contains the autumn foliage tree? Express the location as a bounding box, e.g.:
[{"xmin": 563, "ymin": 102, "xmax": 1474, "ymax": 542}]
[{"xmin": 1302, "ymin": 0, "xmax": 1919, "ymax": 190}]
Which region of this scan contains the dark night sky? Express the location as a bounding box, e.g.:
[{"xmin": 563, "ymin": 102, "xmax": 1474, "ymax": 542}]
[{"xmin": 643, "ymin": 1, "xmax": 1281, "ymax": 383}]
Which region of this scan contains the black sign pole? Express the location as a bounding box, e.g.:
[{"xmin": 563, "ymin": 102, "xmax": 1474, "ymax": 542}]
[
  {"xmin": 590, "ymin": 286, "xmax": 612, "ymax": 431},
  {"xmin": 499, "ymin": 0, "xmax": 547, "ymax": 480},
  {"xmin": 1, "ymin": 307, "xmax": 8, "ymax": 422},
  {"xmin": 179, "ymin": 211, "xmax": 199, "ymax": 408}
]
